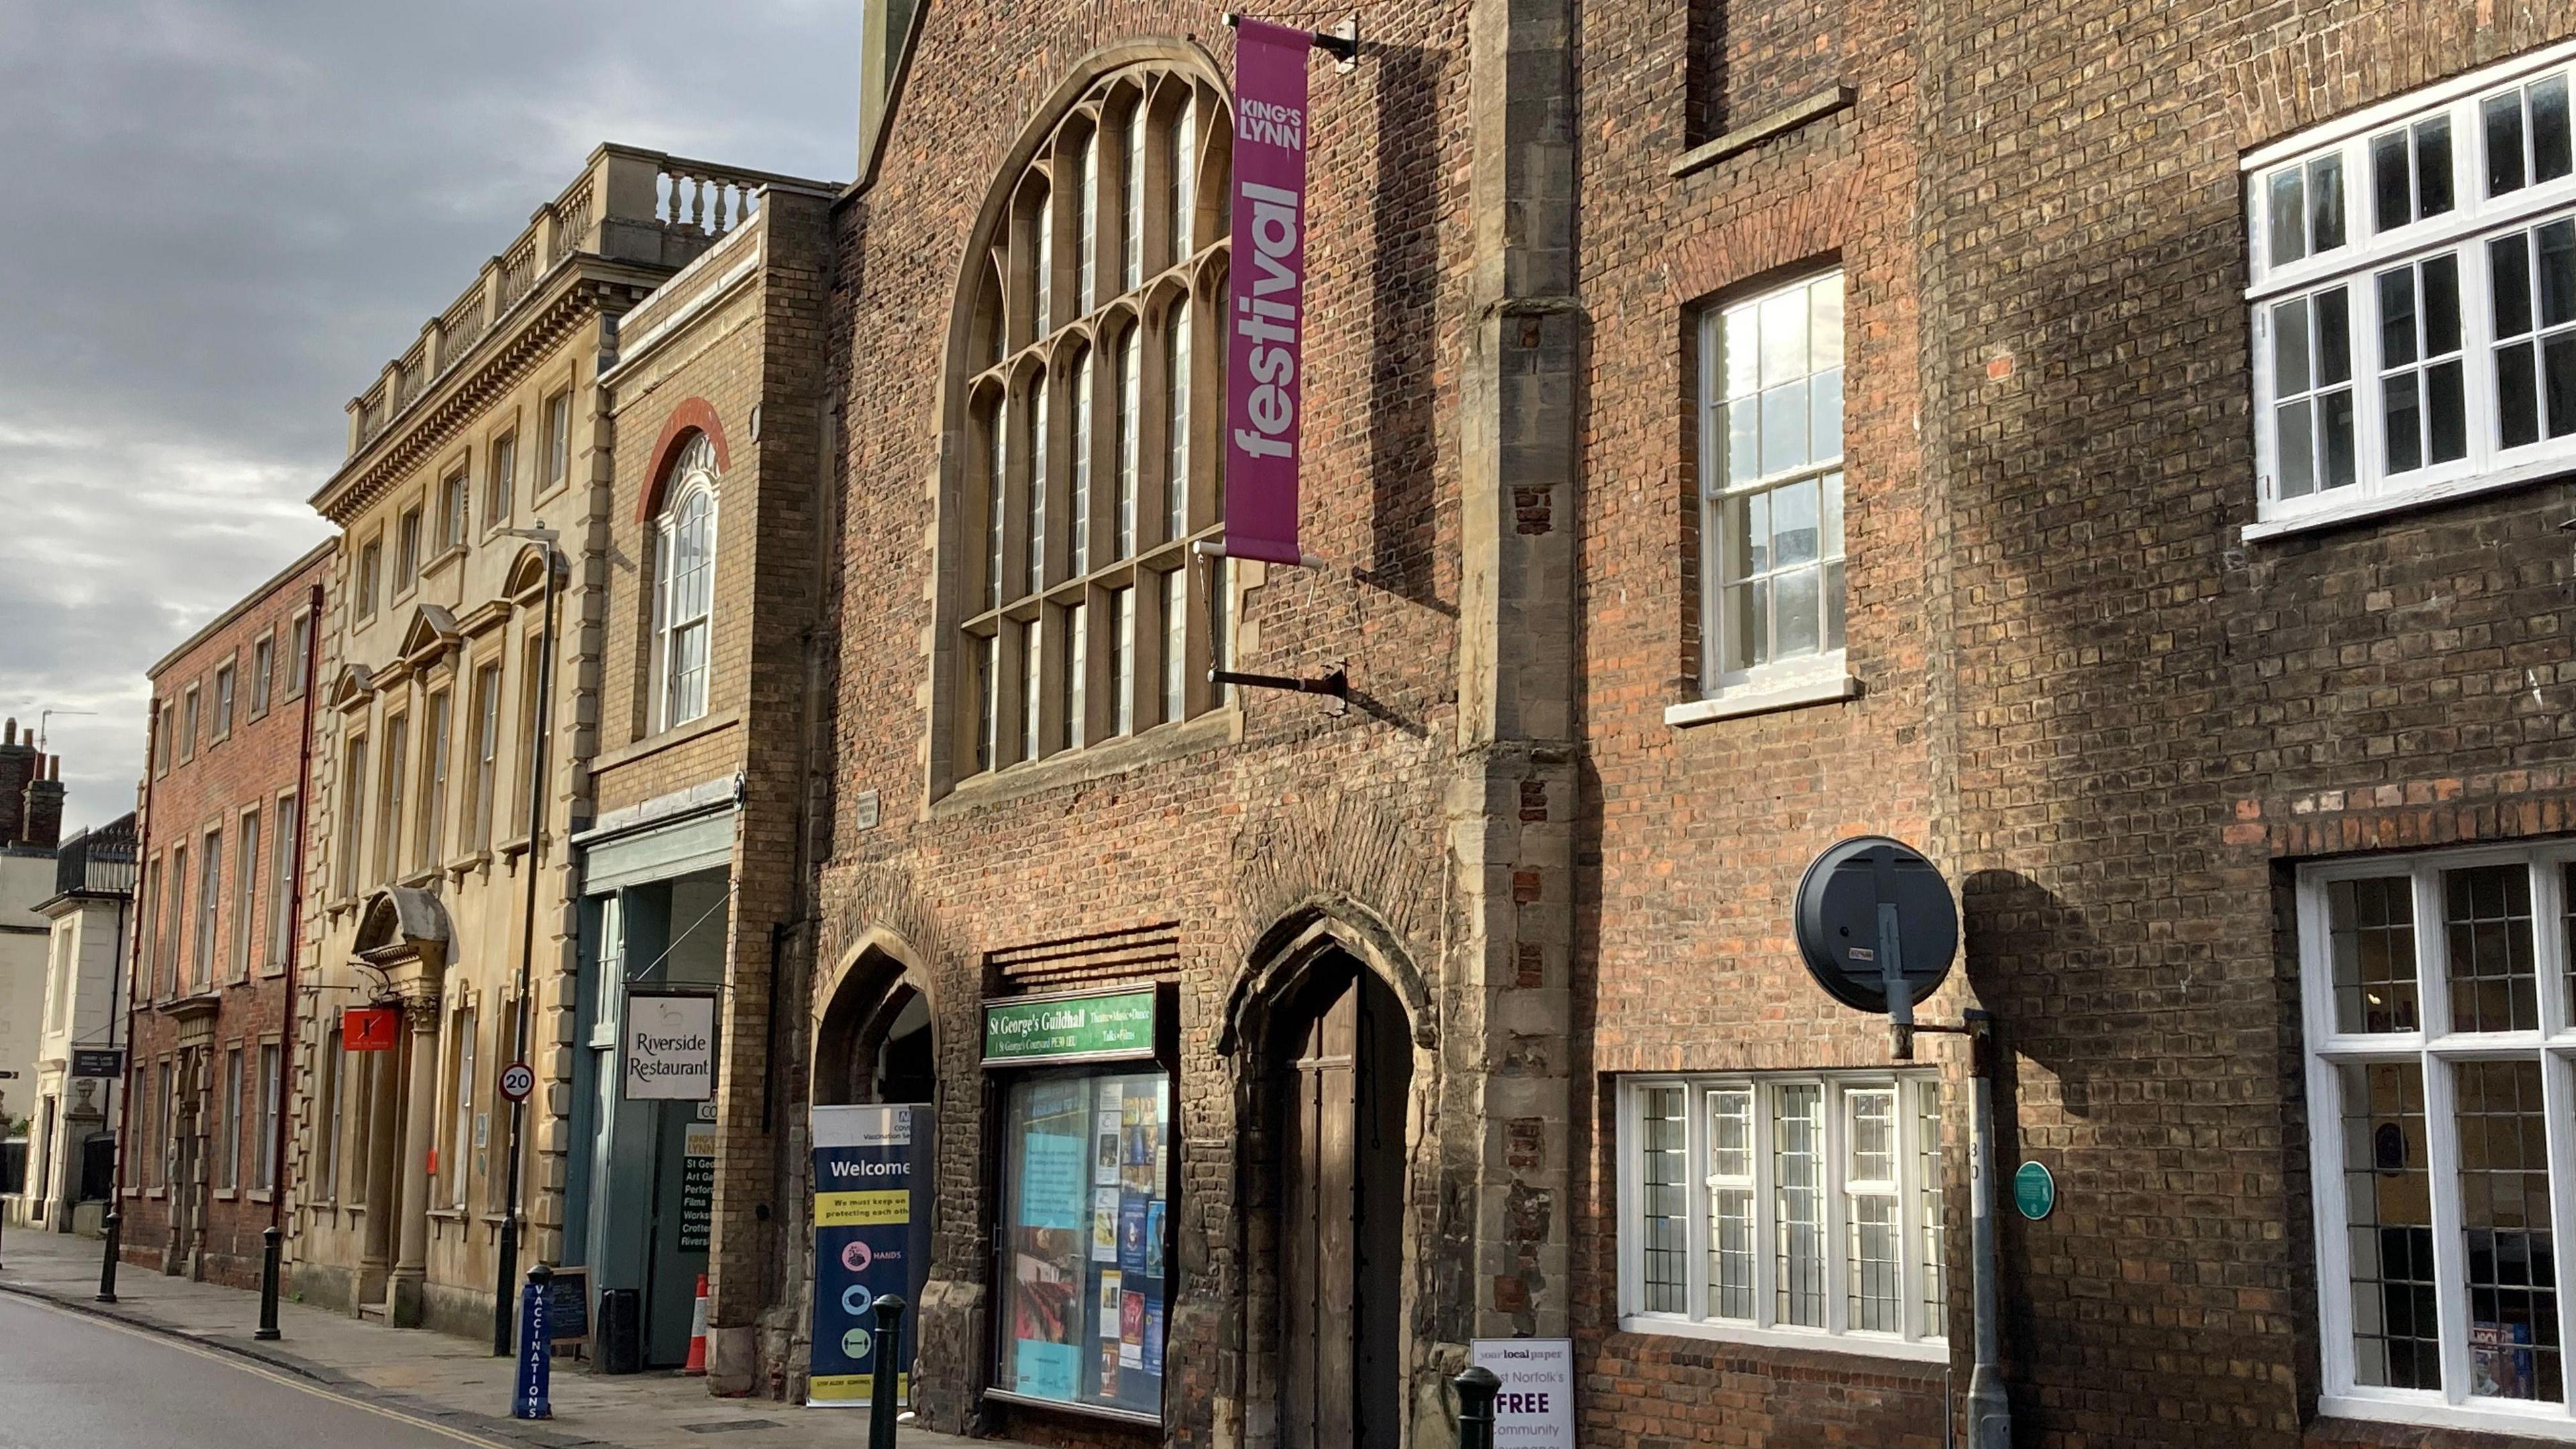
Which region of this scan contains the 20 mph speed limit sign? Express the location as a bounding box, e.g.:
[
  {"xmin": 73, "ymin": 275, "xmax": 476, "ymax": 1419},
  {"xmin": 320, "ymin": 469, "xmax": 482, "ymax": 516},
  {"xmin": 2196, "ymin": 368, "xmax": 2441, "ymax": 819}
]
[{"xmin": 498, "ymin": 1062, "xmax": 536, "ymax": 1104}]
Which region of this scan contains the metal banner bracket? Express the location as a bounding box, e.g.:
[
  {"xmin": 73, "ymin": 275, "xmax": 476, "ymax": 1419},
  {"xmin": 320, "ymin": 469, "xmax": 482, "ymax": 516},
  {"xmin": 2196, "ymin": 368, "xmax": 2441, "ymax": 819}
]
[{"xmin": 1223, "ymin": 11, "xmax": 1360, "ymax": 69}]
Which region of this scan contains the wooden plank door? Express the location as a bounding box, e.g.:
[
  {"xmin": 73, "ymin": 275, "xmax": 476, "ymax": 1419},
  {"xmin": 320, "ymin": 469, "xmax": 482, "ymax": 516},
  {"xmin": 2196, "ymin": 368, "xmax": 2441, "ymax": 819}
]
[{"xmin": 1285, "ymin": 978, "xmax": 1360, "ymax": 1449}]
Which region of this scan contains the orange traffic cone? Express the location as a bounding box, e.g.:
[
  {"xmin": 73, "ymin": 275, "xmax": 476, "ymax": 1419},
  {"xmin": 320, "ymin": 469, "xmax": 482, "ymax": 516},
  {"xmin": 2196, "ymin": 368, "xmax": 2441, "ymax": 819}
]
[{"xmin": 683, "ymin": 1273, "xmax": 709, "ymax": 1375}]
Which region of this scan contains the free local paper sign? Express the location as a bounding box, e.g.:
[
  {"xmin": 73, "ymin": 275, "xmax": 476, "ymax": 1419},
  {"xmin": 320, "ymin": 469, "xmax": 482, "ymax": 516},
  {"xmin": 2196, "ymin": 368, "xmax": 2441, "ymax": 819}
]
[{"xmin": 1470, "ymin": 1338, "xmax": 1575, "ymax": 1449}]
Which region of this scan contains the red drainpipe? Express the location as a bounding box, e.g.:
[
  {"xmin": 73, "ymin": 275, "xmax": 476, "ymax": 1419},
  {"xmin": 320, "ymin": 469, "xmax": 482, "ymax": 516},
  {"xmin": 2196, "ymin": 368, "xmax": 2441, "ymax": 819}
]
[{"xmin": 270, "ymin": 578, "xmax": 325, "ymax": 1232}]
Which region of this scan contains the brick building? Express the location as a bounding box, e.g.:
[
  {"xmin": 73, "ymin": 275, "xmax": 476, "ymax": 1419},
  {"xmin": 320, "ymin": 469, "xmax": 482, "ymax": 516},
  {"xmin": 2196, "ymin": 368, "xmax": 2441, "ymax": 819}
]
[
  {"xmin": 787, "ymin": 5, "xmax": 2576, "ymax": 1449},
  {"xmin": 288, "ymin": 143, "xmax": 833, "ymax": 1342},
  {"xmin": 124, "ymin": 541, "xmax": 328, "ymax": 1289},
  {"xmin": 578, "ymin": 176, "xmax": 839, "ymax": 1375}
]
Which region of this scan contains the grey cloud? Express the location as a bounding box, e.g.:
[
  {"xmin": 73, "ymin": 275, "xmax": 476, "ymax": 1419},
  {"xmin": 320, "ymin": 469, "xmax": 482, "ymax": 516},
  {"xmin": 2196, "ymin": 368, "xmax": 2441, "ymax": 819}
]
[{"xmin": 0, "ymin": 0, "xmax": 860, "ymax": 829}]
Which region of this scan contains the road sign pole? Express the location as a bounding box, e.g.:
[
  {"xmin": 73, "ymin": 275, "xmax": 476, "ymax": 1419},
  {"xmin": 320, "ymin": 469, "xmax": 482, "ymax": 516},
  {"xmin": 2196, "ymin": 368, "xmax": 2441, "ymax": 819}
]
[{"xmin": 1964, "ymin": 1010, "xmax": 2010, "ymax": 1449}]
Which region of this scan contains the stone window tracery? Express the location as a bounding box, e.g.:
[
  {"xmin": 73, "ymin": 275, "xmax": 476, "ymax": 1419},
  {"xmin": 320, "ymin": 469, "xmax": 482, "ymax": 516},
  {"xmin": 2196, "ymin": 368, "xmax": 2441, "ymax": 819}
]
[{"xmin": 947, "ymin": 61, "xmax": 1235, "ymax": 787}]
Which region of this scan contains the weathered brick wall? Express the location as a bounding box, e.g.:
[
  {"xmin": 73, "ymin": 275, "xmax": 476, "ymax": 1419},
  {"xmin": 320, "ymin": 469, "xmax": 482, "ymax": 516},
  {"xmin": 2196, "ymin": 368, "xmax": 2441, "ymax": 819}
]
[
  {"xmin": 125, "ymin": 545, "xmax": 329, "ymax": 1291},
  {"xmin": 1569, "ymin": 0, "xmax": 1951, "ymax": 1437},
  {"xmin": 1921, "ymin": 1, "xmax": 2576, "ymax": 1446},
  {"xmin": 813, "ymin": 3, "xmax": 1481, "ymax": 1442}
]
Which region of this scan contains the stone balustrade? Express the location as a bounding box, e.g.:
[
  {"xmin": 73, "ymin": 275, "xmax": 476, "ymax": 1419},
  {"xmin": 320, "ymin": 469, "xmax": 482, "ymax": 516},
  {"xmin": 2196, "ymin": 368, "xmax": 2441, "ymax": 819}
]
[{"xmin": 344, "ymin": 143, "xmax": 831, "ymax": 456}]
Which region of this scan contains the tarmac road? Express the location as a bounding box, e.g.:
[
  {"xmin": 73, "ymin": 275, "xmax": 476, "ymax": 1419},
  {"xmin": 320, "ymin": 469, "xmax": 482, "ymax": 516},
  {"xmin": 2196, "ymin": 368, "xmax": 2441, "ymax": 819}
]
[{"xmin": 0, "ymin": 1291, "xmax": 496, "ymax": 1449}]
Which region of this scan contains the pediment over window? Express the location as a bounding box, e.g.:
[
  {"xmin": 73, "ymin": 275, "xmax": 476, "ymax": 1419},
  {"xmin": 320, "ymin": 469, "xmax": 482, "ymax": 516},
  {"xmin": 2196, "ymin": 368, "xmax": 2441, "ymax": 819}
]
[
  {"xmin": 327, "ymin": 663, "xmax": 376, "ymax": 713},
  {"xmin": 397, "ymin": 604, "xmax": 462, "ymax": 667},
  {"xmin": 504, "ymin": 544, "xmax": 558, "ymax": 604}
]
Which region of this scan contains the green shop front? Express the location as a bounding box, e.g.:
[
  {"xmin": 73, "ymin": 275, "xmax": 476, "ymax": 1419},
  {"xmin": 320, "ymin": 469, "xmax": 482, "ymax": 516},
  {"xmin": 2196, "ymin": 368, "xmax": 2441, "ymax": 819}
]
[{"xmin": 980, "ymin": 986, "xmax": 1177, "ymax": 1429}]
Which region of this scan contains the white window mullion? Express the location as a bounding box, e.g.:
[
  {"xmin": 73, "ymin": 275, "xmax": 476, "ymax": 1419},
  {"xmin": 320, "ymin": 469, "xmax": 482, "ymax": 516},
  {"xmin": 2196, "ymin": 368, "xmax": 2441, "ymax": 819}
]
[
  {"xmin": 1617, "ymin": 1081, "xmax": 1643, "ymax": 1320},
  {"xmin": 1896, "ymin": 1077, "xmax": 1925, "ymax": 1343},
  {"xmin": 2416, "ymin": 864, "xmax": 2457, "ymax": 1046},
  {"xmin": 2308, "ymin": 1045, "xmax": 2364, "ymax": 1397},
  {"xmin": 2543, "ymin": 1048, "xmax": 2576, "ymax": 1424},
  {"xmin": 2534, "ymin": 857, "xmax": 2571, "ymax": 1041},
  {"xmin": 1823, "ymin": 1080, "xmax": 1849, "ymax": 1336},
  {"xmin": 1689, "ymin": 1079, "xmax": 1715, "ymax": 1322},
  {"xmin": 2423, "ymin": 1051, "xmax": 2473, "ymax": 1406},
  {"xmin": 2355, "ymin": 268, "xmax": 2391, "ymax": 501},
  {"xmin": 2460, "ymin": 232, "xmax": 2502, "ymax": 483},
  {"xmin": 1753, "ymin": 1081, "xmax": 1777, "ymax": 1331}
]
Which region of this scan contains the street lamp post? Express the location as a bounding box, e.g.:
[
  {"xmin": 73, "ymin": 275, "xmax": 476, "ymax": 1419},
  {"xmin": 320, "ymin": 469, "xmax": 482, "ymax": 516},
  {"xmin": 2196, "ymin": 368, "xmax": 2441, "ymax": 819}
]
[{"xmin": 490, "ymin": 525, "xmax": 559, "ymax": 1356}]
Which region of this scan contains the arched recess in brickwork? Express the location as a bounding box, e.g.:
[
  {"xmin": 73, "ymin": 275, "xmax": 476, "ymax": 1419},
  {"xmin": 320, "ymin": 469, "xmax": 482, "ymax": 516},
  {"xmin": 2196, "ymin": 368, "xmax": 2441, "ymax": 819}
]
[{"xmin": 636, "ymin": 399, "xmax": 730, "ymax": 523}]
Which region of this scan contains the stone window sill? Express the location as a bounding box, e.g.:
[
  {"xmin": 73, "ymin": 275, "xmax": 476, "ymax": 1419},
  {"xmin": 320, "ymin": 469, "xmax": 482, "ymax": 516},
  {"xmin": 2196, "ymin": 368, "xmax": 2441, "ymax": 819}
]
[
  {"xmin": 214, "ymin": 1189, "xmax": 239, "ymax": 1202},
  {"xmin": 1671, "ymin": 84, "xmax": 1858, "ymax": 178},
  {"xmin": 421, "ymin": 544, "xmax": 468, "ymax": 579},
  {"xmin": 934, "ymin": 709, "xmax": 1239, "ymax": 817},
  {"xmin": 249, "ymin": 1189, "xmax": 273, "ymax": 1204},
  {"xmin": 1666, "ymin": 670, "xmax": 1859, "ymax": 727},
  {"xmin": 591, "ymin": 708, "xmax": 742, "ymax": 775}
]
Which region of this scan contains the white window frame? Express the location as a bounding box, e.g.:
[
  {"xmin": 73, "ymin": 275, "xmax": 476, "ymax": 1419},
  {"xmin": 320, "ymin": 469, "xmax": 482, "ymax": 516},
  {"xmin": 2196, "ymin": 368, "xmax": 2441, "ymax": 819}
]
[
  {"xmin": 2299, "ymin": 841, "xmax": 2576, "ymax": 1440},
  {"xmin": 2246, "ymin": 41, "xmax": 2576, "ymax": 540},
  {"xmin": 1616, "ymin": 1071, "xmax": 1947, "ymax": 1362},
  {"xmin": 652, "ymin": 437, "xmax": 720, "ymax": 733},
  {"xmin": 1681, "ymin": 270, "xmax": 1853, "ymax": 725}
]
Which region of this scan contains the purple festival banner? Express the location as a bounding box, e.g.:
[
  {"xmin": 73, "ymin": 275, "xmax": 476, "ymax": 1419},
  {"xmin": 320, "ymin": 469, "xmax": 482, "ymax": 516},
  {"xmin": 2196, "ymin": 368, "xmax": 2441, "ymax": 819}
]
[{"xmin": 1224, "ymin": 17, "xmax": 1313, "ymax": 567}]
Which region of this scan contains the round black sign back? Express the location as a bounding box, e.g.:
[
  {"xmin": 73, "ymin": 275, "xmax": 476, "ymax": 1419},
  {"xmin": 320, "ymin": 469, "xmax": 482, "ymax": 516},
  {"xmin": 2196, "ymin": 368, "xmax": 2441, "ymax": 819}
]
[{"xmin": 1792, "ymin": 836, "xmax": 1958, "ymax": 1014}]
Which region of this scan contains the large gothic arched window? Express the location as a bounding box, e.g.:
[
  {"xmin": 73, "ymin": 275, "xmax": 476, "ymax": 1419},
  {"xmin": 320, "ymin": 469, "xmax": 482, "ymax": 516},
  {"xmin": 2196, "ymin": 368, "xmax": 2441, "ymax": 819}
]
[{"xmin": 949, "ymin": 60, "xmax": 1234, "ymax": 785}]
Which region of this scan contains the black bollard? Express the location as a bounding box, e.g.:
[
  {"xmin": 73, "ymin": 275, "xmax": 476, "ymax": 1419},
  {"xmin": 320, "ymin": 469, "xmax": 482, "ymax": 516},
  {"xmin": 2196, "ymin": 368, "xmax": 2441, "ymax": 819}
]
[
  {"xmin": 1454, "ymin": 1365, "xmax": 1501, "ymax": 1449},
  {"xmin": 255, "ymin": 1226, "xmax": 282, "ymax": 1340},
  {"xmin": 868, "ymin": 1293, "xmax": 909, "ymax": 1449},
  {"xmin": 95, "ymin": 1212, "xmax": 121, "ymax": 1303}
]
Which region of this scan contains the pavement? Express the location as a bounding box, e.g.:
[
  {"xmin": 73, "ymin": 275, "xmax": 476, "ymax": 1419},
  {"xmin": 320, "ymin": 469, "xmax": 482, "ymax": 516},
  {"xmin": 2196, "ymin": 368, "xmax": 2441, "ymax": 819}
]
[{"xmin": 0, "ymin": 1228, "xmax": 973, "ymax": 1449}]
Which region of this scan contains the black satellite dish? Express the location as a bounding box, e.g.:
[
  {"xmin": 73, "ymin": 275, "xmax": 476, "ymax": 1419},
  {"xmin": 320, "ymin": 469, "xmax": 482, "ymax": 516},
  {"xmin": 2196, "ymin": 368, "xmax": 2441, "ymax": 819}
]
[{"xmin": 1792, "ymin": 836, "xmax": 1958, "ymax": 1015}]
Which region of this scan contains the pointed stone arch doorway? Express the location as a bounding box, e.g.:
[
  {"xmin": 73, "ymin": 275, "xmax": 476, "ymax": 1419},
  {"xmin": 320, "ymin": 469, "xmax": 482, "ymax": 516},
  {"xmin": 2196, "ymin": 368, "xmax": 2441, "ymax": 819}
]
[{"xmin": 812, "ymin": 937, "xmax": 936, "ymax": 1110}]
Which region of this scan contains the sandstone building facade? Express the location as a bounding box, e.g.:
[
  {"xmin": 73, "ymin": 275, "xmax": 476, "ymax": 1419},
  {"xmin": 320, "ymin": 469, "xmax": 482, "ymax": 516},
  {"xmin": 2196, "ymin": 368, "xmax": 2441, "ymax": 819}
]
[{"xmin": 288, "ymin": 144, "xmax": 832, "ymax": 1341}]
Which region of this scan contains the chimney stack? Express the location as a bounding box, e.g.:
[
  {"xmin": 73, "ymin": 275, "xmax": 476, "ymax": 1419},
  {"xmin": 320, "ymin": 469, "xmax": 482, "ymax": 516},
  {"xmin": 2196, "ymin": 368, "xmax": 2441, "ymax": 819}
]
[
  {"xmin": 20, "ymin": 753, "xmax": 65, "ymax": 850},
  {"xmin": 0, "ymin": 718, "xmax": 35, "ymax": 846}
]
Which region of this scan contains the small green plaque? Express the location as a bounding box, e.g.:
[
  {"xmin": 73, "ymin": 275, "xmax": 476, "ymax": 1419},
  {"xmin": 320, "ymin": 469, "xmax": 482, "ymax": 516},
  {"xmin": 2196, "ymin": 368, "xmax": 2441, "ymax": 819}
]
[
  {"xmin": 2012, "ymin": 1161, "xmax": 2056, "ymax": 1220},
  {"xmin": 982, "ymin": 989, "xmax": 1159, "ymax": 1066}
]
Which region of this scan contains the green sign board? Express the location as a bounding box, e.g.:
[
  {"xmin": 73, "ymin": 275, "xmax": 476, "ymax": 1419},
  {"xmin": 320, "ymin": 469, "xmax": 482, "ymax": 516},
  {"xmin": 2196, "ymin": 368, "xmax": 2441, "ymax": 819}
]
[
  {"xmin": 982, "ymin": 989, "xmax": 1159, "ymax": 1066},
  {"xmin": 2012, "ymin": 1161, "xmax": 2056, "ymax": 1220}
]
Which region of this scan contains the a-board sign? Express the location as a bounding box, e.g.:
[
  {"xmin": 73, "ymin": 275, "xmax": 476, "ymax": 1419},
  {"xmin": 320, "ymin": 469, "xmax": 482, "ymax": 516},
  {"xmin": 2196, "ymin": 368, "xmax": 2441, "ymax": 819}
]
[
  {"xmin": 69, "ymin": 1049, "xmax": 124, "ymax": 1079},
  {"xmin": 545, "ymin": 1266, "xmax": 590, "ymax": 1342},
  {"xmin": 1470, "ymin": 1338, "xmax": 1575, "ymax": 1449},
  {"xmin": 981, "ymin": 988, "xmax": 1158, "ymax": 1067},
  {"xmin": 624, "ymin": 993, "xmax": 716, "ymax": 1101}
]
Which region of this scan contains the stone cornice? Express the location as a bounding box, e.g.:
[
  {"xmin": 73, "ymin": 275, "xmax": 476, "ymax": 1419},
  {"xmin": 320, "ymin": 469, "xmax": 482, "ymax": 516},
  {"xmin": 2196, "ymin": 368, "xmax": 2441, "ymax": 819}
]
[{"xmin": 312, "ymin": 262, "xmax": 663, "ymax": 525}]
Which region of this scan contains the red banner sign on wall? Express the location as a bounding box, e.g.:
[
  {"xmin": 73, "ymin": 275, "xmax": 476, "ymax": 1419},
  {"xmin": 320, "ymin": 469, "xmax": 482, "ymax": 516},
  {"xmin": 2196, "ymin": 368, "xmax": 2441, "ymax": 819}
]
[
  {"xmin": 343, "ymin": 1006, "xmax": 400, "ymax": 1052},
  {"xmin": 1224, "ymin": 16, "xmax": 1315, "ymax": 567}
]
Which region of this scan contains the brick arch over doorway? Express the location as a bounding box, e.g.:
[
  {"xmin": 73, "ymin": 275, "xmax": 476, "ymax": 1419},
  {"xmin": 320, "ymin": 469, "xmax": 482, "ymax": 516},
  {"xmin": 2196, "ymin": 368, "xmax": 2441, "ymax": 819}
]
[{"xmin": 636, "ymin": 397, "xmax": 731, "ymax": 523}]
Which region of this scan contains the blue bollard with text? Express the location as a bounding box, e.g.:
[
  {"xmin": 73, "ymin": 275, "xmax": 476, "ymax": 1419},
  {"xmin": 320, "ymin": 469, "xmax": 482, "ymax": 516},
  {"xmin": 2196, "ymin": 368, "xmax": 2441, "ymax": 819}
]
[{"xmin": 515, "ymin": 1265, "xmax": 553, "ymax": 1420}]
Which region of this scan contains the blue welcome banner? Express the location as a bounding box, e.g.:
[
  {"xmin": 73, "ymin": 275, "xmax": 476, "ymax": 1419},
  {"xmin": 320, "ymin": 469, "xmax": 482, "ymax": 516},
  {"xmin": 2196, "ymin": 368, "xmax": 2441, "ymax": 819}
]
[{"xmin": 809, "ymin": 1104, "xmax": 934, "ymax": 1407}]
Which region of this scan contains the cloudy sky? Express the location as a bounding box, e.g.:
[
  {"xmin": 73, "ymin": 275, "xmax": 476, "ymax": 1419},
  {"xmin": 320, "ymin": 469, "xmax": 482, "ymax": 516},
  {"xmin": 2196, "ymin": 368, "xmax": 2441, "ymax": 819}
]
[{"xmin": 0, "ymin": 0, "xmax": 860, "ymax": 832}]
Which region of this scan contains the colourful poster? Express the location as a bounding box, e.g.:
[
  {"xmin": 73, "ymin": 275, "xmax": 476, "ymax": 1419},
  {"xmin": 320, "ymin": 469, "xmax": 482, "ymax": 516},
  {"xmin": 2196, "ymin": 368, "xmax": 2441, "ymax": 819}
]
[
  {"xmin": 808, "ymin": 1104, "xmax": 932, "ymax": 1408},
  {"xmin": 1145, "ymin": 1201, "xmax": 1167, "ymax": 1276},
  {"xmin": 1091, "ymin": 1188, "xmax": 1122, "ymax": 1262},
  {"xmin": 1119, "ymin": 1196, "xmax": 1152, "ymax": 1276},
  {"xmin": 1120, "ymin": 1290, "xmax": 1146, "ymax": 1368},
  {"xmin": 1224, "ymin": 17, "xmax": 1317, "ymax": 566}
]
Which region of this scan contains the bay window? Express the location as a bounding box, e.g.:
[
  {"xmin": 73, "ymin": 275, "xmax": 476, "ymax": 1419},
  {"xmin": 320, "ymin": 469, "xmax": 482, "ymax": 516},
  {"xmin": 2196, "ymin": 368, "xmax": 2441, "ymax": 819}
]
[
  {"xmin": 1619, "ymin": 1071, "xmax": 1945, "ymax": 1358},
  {"xmin": 2247, "ymin": 44, "xmax": 2576, "ymax": 535}
]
